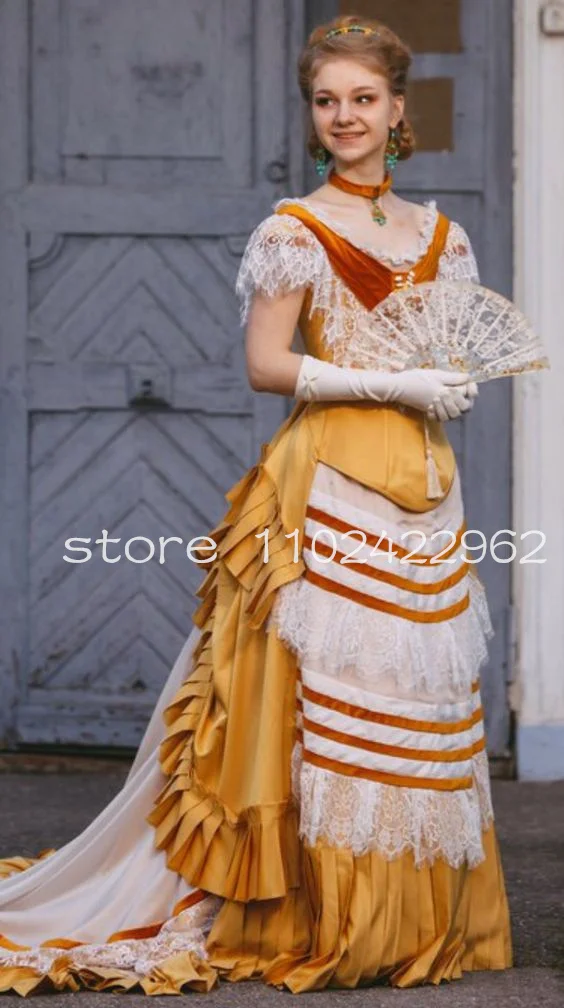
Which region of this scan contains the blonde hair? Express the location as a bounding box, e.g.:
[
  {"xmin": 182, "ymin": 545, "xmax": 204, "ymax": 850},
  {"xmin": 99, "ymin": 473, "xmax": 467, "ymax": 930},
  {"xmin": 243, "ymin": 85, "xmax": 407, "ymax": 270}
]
[{"xmin": 298, "ymin": 14, "xmax": 416, "ymax": 164}]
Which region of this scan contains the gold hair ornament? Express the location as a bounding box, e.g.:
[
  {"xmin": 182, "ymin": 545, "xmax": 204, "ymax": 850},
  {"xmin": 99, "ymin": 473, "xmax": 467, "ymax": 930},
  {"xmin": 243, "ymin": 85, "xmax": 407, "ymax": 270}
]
[{"xmin": 324, "ymin": 25, "xmax": 378, "ymax": 39}]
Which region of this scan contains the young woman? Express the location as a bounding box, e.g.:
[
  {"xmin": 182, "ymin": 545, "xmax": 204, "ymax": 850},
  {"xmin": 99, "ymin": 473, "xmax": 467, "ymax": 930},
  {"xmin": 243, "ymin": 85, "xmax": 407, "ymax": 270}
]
[{"xmin": 0, "ymin": 15, "xmax": 512, "ymax": 995}]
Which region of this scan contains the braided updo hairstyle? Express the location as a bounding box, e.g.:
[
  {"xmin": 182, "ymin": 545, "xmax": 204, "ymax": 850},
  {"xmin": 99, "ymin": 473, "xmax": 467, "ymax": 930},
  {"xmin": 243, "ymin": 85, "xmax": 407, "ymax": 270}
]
[{"xmin": 298, "ymin": 14, "xmax": 416, "ymax": 166}]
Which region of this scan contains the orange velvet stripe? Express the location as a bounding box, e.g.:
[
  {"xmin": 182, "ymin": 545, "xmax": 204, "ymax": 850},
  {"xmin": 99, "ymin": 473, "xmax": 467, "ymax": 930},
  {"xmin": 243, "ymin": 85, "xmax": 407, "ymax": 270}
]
[
  {"xmin": 302, "ymin": 532, "xmax": 469, "ymax": 595},
  {"xmin": 303, "ymin": 566, "xmax": 470, "ymax": 622},
  {"xmin": 107, "ymin": 890, "xmax": 206, "ymax": 944},
  {"xmin": 301, "ymin": 747, "xmax": 473, "ymax": 791},
  {"xmin": 274, "ymin": 204, "xmax": 451, "ymax": 310},
  {"xmin": 0, "ymin": 931, "xmax": 87, "ymax": 947},
  {"xmin": 306, "ymin": 505, "xmax": 467, "ymax": 565},
  {"xmin": 300, "ymin": 682, "xmax": 483, "ymax": 735},
  {"xmin": 300, "ymin": 716, "xmax": 485, "ymax": 762},
  {"xmin": 0, "ymin": 936, "xmax": 38, "ymax": 952}
]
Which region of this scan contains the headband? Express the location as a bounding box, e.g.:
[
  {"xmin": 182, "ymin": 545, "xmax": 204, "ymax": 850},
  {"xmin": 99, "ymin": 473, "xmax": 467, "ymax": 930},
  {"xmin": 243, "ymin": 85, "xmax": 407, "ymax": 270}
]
[{"xmin": 324, "ymin": 25, "xmax": 378, "ymax": 39}]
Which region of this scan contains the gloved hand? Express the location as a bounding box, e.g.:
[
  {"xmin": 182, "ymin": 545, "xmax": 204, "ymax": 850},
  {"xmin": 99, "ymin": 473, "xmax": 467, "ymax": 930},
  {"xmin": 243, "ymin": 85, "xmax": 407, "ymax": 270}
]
[
  {"xmin": 426, "ymin": 380, "xmax": 479, "ymax": 421},
  {"xmin": 294, "ymin": 354, "xmax": 475, "ymax": 419}
]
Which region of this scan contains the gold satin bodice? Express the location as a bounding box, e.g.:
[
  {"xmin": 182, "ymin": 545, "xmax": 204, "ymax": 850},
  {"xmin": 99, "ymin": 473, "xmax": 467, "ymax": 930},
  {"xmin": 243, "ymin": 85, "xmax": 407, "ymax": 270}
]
[{"xmin": 285, "ymin": 224, "xmax": 457, "ymax": 514}]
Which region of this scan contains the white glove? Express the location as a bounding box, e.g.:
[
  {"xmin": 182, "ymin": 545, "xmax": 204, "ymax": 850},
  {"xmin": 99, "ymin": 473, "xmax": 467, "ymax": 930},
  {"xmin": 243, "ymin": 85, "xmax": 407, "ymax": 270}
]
[
  {"xmin": 427, "ymin": 380, "xmax": 479, "ymax": 421},
  {"xmin": 295, "ymin": 354, "xmax": 474, "ymax": 418}
]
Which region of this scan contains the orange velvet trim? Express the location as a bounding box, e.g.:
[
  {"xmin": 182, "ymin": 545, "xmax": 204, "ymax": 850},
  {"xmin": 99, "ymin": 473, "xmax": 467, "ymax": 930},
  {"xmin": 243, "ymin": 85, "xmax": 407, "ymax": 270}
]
[
  {"xmin": 0, "ymin": 936, "xmax": 35, "ymax": 952},
  {"xmin": 301, "ymin": 682, "xmax": 483, "ymax": 735},
  {"xmin": 0, "ymin": 891, "xmax": 207, "ymax": 953},
  {"xmin": 274, "ymin": 204, "xmax": 451, "ymax": 310},
  {"xmin": 306, "ymin": 505, "xmax": 466, "ymax": 565},
  {"xmin": 172, "ymin": 890, "xmax": 207, "ymax": 916},
  {"xmin": 0, "ymin": 934, "xmax": 87, "ymax": 952},
  {"xmin": 302, "ymin": 533, "xmax": 468, "ymax": 595},
  {"xmin": 40, "ymin": 939, "xmax": 85, "ymax": 950},
  {"xmin": 300, "ymin": 747, "xmax": 473, "ymax": 791},
  {"xmin": 300, "ymin": 716, "xmax": 485, "ymax": 762},
  {"xmin": 303, "ymin": 566, "xmax": 470, "ymax": 622},
  {"xmin": 107, "ymin": 890, "xmax": 206, "ymax": 944}
]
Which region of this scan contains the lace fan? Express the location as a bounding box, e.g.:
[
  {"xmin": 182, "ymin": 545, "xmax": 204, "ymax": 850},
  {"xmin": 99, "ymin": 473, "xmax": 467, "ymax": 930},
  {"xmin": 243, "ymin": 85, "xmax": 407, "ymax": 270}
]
[{"xmin": 341, "ymin": 279, "xmax": 550, "ymax": 382}]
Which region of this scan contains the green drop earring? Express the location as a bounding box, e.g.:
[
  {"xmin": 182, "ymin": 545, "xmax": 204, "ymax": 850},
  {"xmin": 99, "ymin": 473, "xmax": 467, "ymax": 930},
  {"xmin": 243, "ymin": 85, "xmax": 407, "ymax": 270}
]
[
  {"xmin": 384, "ymin": 126, "xmax": 400, "ymax": 174},
  {"xmin": 314, "ymin": 145, "xmax": 330, "ymax": 177}
]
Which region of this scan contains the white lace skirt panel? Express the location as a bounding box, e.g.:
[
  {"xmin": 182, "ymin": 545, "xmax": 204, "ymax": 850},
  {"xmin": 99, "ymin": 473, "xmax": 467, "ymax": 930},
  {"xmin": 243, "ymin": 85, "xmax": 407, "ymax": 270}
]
[
  {"xmin": 291, "ymin": 740, "xmax": 493, "ymax": 869},
  {"xmin": 268, "ymin": 461, "xmax": 494, "ymax": 702},
  {"xmin": 268, "ymin": 461, "xmax": 496, "ymax": 867}
]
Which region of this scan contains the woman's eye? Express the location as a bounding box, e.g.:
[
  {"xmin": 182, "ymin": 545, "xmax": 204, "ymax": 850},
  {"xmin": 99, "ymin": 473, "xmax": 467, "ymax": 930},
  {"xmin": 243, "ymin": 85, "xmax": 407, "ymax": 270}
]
[{"xmin": 314, "ymin": 95, "xmax": 374, "ymax": 107}]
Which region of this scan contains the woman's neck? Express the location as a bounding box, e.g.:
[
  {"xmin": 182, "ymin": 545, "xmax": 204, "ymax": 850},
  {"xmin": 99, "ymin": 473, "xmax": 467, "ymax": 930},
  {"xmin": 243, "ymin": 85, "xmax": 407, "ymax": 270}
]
[{"xmin": 332, "ymin": 158, "xmax": 387, "ymax": 187}]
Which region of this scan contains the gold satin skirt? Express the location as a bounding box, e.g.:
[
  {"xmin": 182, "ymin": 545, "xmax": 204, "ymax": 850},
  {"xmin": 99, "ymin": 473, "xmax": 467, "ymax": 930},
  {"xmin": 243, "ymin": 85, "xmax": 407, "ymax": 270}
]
[
  {"xmin": 0, "ymin": 414, "xmax": 512, "ymax": 995},
  {"xmin": 206, "ymin": 825, "xmax": 511, "ymax": 990}
]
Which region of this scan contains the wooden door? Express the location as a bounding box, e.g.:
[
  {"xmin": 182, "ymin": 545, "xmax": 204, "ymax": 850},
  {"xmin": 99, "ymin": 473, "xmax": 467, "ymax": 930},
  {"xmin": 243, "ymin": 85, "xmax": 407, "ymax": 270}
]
[
  {"xmin": 0, "ymin": 0, "xmax": 303, "ymax": 748},
  {"xmin": 306, "ymin": 0, "xmax": 514, "ymax": 761}
]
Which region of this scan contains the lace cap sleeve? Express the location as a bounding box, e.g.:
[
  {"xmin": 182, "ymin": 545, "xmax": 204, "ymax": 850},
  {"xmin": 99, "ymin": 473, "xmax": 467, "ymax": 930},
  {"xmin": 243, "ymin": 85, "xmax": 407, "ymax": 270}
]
[
  {"xmin": 437, "ymin": 220, "xmax": 480, "ymax": 283},
  {"xmin": 235, "ymin": 213, "xmax": 323, "ymax": 325}
]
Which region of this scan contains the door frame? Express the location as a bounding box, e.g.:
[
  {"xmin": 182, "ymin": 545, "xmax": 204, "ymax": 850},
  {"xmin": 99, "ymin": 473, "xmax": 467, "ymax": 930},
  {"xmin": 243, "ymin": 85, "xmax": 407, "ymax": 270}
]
[
  {"xmin": 301, "ymin": 0, "xmax": 515, "ymax": 769},
  {"xmin": 0, "ymin": 0, "xmax": 28, "ymax": 745}
]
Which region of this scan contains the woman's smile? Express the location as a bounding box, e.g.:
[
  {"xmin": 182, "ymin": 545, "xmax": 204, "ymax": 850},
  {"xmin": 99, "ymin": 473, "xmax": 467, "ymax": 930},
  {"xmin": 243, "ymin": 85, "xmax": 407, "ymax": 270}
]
[{"xmin": 333, "ymin": 132, "xmax": 366, "ymax": 141}]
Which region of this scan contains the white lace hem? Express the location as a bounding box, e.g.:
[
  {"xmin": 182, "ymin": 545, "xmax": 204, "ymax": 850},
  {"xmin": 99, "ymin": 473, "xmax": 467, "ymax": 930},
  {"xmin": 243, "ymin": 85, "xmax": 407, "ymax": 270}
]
[
  {"xmin": 268, "ymin": 567, "xmax": 494, "ymax": 700},
  {"xmin": 0, "ymin": 894, "xmax": 221, "ymax": 976},
  {"xmin": 291, "ymin": 744, "xmax": 494, "ymax": 869}
]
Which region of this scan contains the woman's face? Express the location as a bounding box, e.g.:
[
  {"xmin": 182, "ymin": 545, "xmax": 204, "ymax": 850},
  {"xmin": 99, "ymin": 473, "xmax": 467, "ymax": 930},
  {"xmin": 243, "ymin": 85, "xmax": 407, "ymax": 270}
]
[{"xmin": 311, "ymin": 58, "xmax": 403, "ymax": 170}]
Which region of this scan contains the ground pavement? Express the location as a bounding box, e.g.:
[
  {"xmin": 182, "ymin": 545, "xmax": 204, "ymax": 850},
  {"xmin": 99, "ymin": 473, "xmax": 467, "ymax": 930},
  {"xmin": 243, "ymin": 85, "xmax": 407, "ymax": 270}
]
[{"xmin": 0, "ymin": 759, "xmax": 562, "ymax": 1007}]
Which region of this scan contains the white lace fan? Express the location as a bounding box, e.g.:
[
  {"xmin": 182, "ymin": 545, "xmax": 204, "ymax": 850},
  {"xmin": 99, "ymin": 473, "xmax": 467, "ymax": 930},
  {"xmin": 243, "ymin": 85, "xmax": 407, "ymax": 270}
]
[{"xmin": 341, "ymin": 279, "xmax": 550, "ymax": 382}]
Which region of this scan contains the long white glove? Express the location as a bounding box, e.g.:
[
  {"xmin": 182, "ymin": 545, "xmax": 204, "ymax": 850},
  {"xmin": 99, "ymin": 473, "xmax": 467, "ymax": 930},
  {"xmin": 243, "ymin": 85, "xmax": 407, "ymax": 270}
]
[
  {"xmin": 295, "ymin": 354, "xmax": 475, "ymax": 419},
  {"xmin": 427, "ymin": 379, "xmax": 479, "ymax": 421}
]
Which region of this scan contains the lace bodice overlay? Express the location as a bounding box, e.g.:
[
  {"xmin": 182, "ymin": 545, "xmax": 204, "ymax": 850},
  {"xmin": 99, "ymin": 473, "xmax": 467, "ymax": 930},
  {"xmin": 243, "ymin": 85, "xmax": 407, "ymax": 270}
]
[
  {"xmin": 235, "ymin": 203, "xmax": 480, "ymax": 366},
  {"xmin": 235, "ymin": 214, "xmax": 327, "ymax": 326}
]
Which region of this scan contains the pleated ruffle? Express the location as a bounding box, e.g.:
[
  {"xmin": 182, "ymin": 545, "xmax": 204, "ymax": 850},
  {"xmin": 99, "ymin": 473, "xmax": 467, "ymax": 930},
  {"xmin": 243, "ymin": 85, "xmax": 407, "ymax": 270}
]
[
  {"xmin": 0, "ymin": 850, "xmax": 55, "ymax": 882},
  {"xmin": 0, "ymin": 822, "xmax": 512, "ymax": 996},
  {"xmin": 146, "ymin": 408, "xmax": 317, "ymax": 902},
  {"xmin": 205, "ymin": 823, "xmax": 513, "ymax": 991},
  {"xmin": 0, "ymin": 949, "xmax": 216, "ymax": 997}
]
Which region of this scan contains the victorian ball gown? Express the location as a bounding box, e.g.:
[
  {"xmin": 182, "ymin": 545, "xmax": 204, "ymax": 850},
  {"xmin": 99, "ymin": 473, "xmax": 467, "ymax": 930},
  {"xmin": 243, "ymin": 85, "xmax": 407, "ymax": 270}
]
[{"xmin": 0, "ymin": 193, "xmax": 512, "ymax": 995}]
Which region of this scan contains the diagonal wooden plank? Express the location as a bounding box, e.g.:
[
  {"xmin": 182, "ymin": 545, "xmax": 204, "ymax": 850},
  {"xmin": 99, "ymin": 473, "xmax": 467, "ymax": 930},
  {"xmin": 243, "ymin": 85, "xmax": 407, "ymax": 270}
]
[
  {"xmin": 38, "ymin": 596, "xmax": 155, "ymax": 690},
  {"xmin": 30, "ymin": 411, "xmax": 91, "ymax": 471},
  {"xmin": 30, "ymin": 237, "xmax": 133, "ymax": 340},
  {"xmin": 46, "ymin": 242, "xmax": 227, "ymax": 361},
  {"xmin": 93, "ymin": 635, "xmax": 171, "ymax": 694},
  {"xmin": 80, "ymin": 281, "xmax": 198, "ymax": 364},
  {"xmin": 41, "ymin": 591, "xmax": 185, "ymax": 693},
  {"xmin": 148, "ymin": 412, "xmax": 251, "ymax": 496},
  {"xmin": 152, "ymin": 238, "xmax": 240, "ymax": 332},
  {"xmin": 30, "ymin": 413, "xmax": 236, "ymax": 578},
  {"xmin": 31, "ymin": 410, "xmax": 134, "ymax": 513},
  {"xmin": 31, "ymin": 425, "xmax": 143, "ymax": 557},
  {"xmin": 31, "ymin": 492, "xmax": 200, "ymax": 658},
  {"xmin": 30, "ymin": 440, "xmax": 220, "ymax": 571},
  {"xmin": 29, "ymin": 563, "xmax": 136, "ymax": 679}
]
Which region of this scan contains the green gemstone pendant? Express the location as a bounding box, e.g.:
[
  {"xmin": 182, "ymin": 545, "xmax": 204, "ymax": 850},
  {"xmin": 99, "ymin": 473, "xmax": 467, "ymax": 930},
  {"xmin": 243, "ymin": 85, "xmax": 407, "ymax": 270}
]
[{"xmin": 371, "ymin": 198, "xmax": 387, "ymax": 226}]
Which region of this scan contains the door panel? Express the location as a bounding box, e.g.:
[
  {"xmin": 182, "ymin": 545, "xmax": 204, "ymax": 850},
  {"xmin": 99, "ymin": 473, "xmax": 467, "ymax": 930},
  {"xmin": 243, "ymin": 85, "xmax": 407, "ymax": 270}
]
[
  {"xmin": 0, "ymin": 0, "xmax": 301, "ymax": 747},
  {"xmin": 0, "ymin": 0, "xmax": 512, "ymax": 755},
  {"xmin": 306, "ymin": 0, "xmax": 514, "ymax": 759}
]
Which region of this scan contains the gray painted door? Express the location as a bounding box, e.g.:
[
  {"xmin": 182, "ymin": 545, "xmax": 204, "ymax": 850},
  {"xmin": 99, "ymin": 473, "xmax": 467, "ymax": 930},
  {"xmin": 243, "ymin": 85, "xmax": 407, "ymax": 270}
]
[
  {"xmin": 306, "ymin": 0, "xmax": 514, "ymax": 760},
  {"xmin": 0, "ymin": 0, "xmax": 302, "ymax": 748}
]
